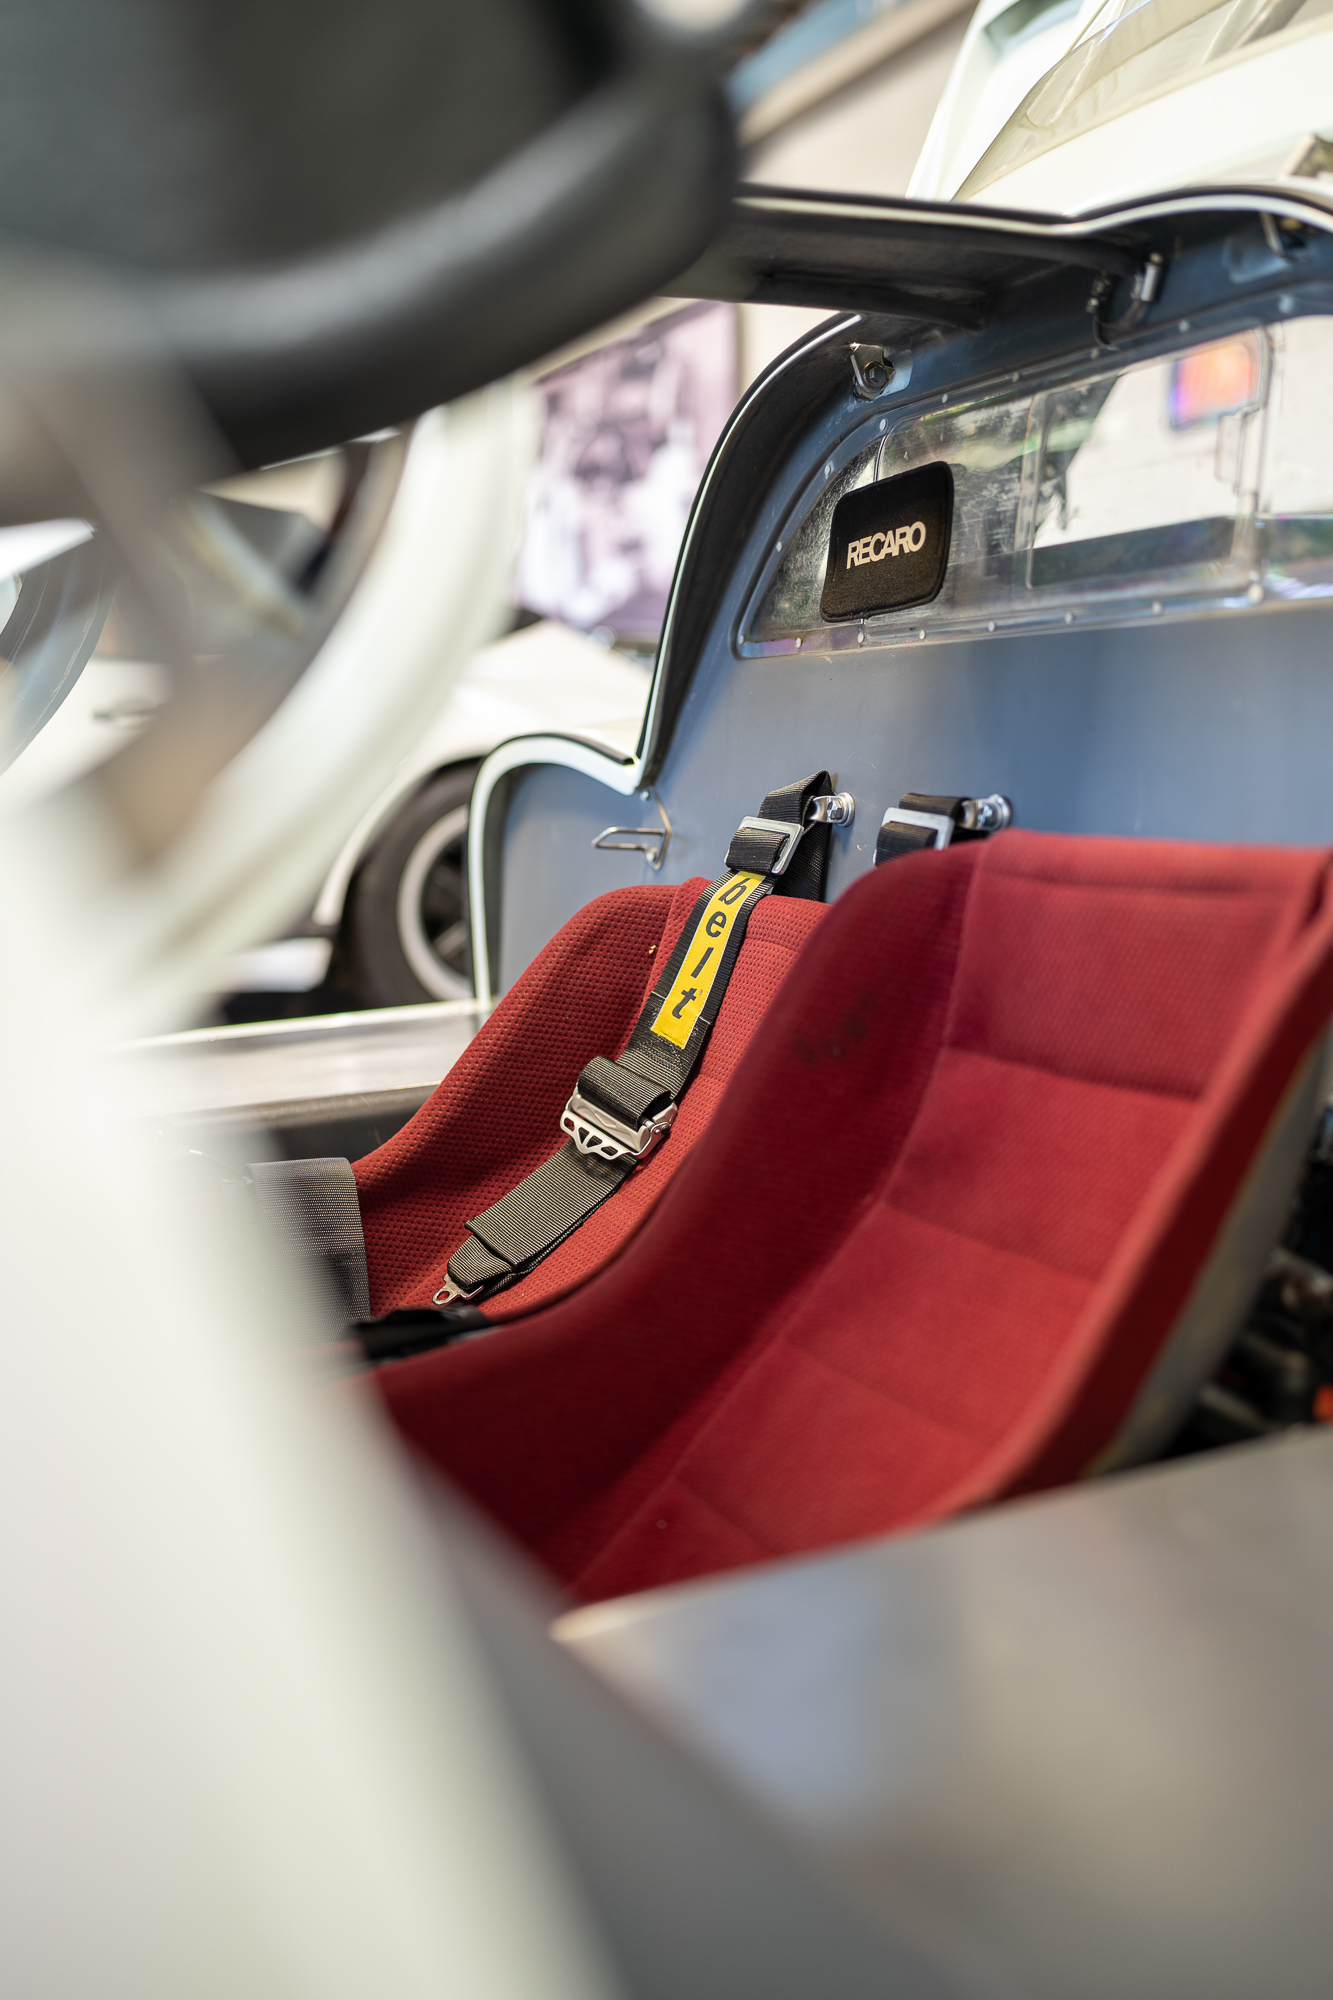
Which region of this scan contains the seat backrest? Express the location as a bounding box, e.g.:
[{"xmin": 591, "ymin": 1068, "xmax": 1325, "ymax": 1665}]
[
  {"xmin": 354, "ymin": 874, "xmax": 826, "ymax": 1315},
  {"xmin": 378, "ymin": 829, "xmax": 1333, "ymax": 1600}
]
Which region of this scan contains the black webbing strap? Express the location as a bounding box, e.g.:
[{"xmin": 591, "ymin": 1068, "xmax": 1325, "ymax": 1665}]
[
  {"xmin": 725, "ymin": 770, "xmax": 834, "ymax": 901},
  {"xmin": 874, "ymin": 793, "xmax": 971, "ymax": 867},
  {"xmin": 875, "ymin": 821, "xmax": 940, "ymax": 864},
  {"xmin": 439, "ymin": 862, "xmax": 774, "ymax": 1304}
]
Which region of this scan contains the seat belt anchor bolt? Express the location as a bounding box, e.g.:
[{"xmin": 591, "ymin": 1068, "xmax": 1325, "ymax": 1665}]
[
  {"xmin": 961, "ymin": 793, "xmax": 1012, "ymax": 833},
  {"xmin": 561, "ymin": 1089, "xmax": 678, "ymax": 1164},
  {"xmin": 806, "ymin": 791, "xmax": 855, "ymax": 828}
]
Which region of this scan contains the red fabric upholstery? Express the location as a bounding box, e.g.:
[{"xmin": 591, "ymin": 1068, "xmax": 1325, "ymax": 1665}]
[
  {"xmin": 376, "ymin": 832, "xmax": 1333, "ymax": 1602},
  {"xmin": 353, "ymin": 878, "xmax": 827, "ymax": 1314}
]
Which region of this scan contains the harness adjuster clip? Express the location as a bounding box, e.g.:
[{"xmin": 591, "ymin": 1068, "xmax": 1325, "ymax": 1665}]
[
  {"xmin": 732, "ymin": 815, "xmax": 806, "ymax": 875},
  {"xmin": 561, "ymin": 1088, "xmax": 678, "ymax": 1163}
]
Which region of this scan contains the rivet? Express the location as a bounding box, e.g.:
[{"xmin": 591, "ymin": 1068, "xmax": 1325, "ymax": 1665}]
[
  {"xmin": 987, "ymin": 620, "xmax": 996, "ymax": 633},
  {"xmin": 1064, "ymin": 611, "xmax": 1074, "ymax": 625},
  {"xmin": 879, "ymin": 418, "xmax": 887, "ymax": 431},
  {"xmin": 857, "ymin": 628, "xmax": 866, "ymax": 645},
  {"xmin": 918, "ymin": 627, "xmax": 926, "ymax": 640},
  {"xmin": 1247, "ymin": 581, "xmax": 1264, "ymax": 604},
  {"xmin": 1278, "ymin": 292, "xmax": 1297, "ymax": 315},
  {"xmin": 775, "ymin": 540, "xmax": 783, "ymax": 553},
  {"xmin": 1152, "ymin": 601, "xmax": 1163, "ymax": 614},
  {"xmin": 795, "ymin": 635, "xmax": 803, "ymax": 648},
  {"xmin": 824, "ymin": 462, "xmax": 833, "ymax": 479},
  {"xmin": 1178, "ymin": 318, "xmax": 1191, "ymax": 333},
  {"xmin": 940, "ymin": 392, "xmax": 948, "ymax": 403}
]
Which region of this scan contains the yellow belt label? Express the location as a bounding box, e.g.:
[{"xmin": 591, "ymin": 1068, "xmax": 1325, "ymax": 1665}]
[{"xmin": 649, "ymin": 871, "xmax": 764, "ymax": 1049}]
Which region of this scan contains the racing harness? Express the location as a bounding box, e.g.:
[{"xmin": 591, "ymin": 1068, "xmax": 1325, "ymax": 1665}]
[{"xmin": 436, "ymin": 771, "xmax": 852, "ymax": 1307}]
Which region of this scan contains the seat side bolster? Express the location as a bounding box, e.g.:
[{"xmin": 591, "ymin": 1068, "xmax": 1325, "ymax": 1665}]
[{"xmin": 1090, "ymin": 1030, "xmax": 1331, "ymax": 1474}]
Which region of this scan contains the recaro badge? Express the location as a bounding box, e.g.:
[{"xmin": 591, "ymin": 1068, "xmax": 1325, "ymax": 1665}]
[{"xmin": 820, "ymin": 460, "xmax": 953, "ymax": 621}]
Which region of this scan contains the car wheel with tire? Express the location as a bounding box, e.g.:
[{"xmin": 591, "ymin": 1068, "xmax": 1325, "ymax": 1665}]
[{"xmin": 339, "ymin": 765, "xmax": 476, "ymax": 1007}]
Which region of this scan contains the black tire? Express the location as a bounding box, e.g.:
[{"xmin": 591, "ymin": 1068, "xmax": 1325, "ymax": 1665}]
[{"xmin": 339, "ymin": 765, "xmax": 476, "ymax": 1008}]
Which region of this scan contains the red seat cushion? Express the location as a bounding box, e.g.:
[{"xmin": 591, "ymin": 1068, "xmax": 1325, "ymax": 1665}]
[
  {"xmin": 353, "ymin": 877, "xmax": 827, "ymax": 1315},
  {"xmin": 375, "ymin": 831, "xmax": 1333, "ymax": 1601}
]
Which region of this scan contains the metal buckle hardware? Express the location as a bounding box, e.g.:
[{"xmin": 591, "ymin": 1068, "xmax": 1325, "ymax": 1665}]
[
  {"xmin": 592, "ymin": 793, "xmax": 672, "ymax": 871},
  {"xmin": 733, "ymin": 815, "xmax": 806, "ymax": 875},
  {"xmin": 880, "ymin": 794, "xmax": 1011, "ymax": 849},
  {"xmin": 433, "ymin": 1273, "xmax": 487, "ymax": 1306},
  {"xmin": 805, "ymin": 791, "xmax": 855, "ymax": 827},
  {"xmin": 880, "ymin": 806, "xmax": 956, "ymax": 849},
  {"xmin": 561, "ymin": 1087, "xmax": 678, "ymax": 1164},
  {"xmin": 955, "ymin": 793, "xmax": 1012, "ymax": 833}
]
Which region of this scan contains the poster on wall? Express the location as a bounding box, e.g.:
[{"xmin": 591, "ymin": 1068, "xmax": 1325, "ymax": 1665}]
[{"xmin": 515, "ymin": 300, "xmax": 738, "ymax": 646}]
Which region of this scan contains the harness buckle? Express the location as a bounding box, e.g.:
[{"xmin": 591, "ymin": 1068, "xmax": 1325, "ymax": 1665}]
[
  {"xmin": 879, "ymin": 805, "xmax": 957, "ymax": 849},
  {"xmin": 731, "ymin": 815, "xmax": 806, "ymax": 875},
  {"xmin": 561, "ymin": 1088, "xmax": 678, "ymax": 1163}
]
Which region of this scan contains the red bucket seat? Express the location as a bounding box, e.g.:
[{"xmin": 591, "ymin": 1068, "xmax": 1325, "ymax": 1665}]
[{"xmin": 367, "ymin": 830, "xmax": 1333, "ymax": 1602}]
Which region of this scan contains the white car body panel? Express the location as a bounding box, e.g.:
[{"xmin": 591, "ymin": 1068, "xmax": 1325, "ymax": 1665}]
[
  {"xmin": 914, "ymin": 0, "xmax": 1333, "ymax": 213},
  {"xmin": 0, "ymin": 615, "xmax": 649, "ymax": 994},
  {"xmin": 309, "ymin": 616, "xmax": 650, "ymax": 930},
  {"xmin": 0, "ymin": 655, "xmax": 171, "ymax": 808},
  {"xmin": 910, "ymin": 0, "xmax": 1091, "ymax": 202}
]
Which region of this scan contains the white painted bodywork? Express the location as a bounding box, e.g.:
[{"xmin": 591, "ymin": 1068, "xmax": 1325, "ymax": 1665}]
[
  {"xmin": 1, "ymin": 600, "xmax": 649, "ymax": 987},
  {"xmin": 309, "ymin": 616, "xmax": 649, "ymax": 930},
  {"xmin": 913, "ymin": 0, "xmax": 1333, "ymax": 213},
  {"xmin": 910, "ymin": 0, "xmax": 1090, "ymax": 201}
]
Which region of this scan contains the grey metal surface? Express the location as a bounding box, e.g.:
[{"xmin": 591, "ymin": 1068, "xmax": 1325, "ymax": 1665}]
[
  {"xmin": 497, "ymin": 597, "xmax": 1333, "ymax": 986},
  {"xmin": 115, "ymin": 998, "xmax": 485, "ymax": 1119},
  {"xmin": 560, "ymin": 1431, "xmax": 1333, "ymax": 1999}
]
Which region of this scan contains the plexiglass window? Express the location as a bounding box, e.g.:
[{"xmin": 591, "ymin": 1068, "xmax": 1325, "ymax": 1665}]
[
  {"xmin": 1029, "ymin": 334, "xmax": 1265, "ymax": 593},
  {"xmin": 743, "ymin": 316, "xmax": 1333, "ymax": 654},
  {"xmin": 750, "ymin": 443, "xmax": 879, "ymax": 639},
  {"xmin": 1260, "ymin": 317, "xmax": 1333, "ymax": 596}
]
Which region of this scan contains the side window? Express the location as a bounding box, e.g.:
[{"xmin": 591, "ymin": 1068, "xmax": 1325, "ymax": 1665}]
[
  {"xmin": 750, "ymin": 393, "xmax": 1036, "ymax": 642},
  {"xmin": 875, "ymin": 394, "xmax": 1036, "ymax": 619},
  {"xmin": 743, "ymin": 317, "xmax": 1333, "ymax": 652},
  {"xmin": 1029, "ymin": 334, "xmax": 1266, "ymax": 594},
  {"xmin": 750, "ymin": 444, "xmax": 880, "ymax": 640},
  {"xmin": 1260, "ymin": 317, "xmax": 1333, "ymax": 593}
]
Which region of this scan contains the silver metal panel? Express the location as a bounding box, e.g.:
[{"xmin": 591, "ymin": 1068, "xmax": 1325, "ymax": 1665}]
[
  {"xmin": 498, "ymin": 599, "xmax": 1333, "ymax": 986},
  {"xmin": 561, "ymin": 1432, "xmax": 1333, "ymax": 1999},
  {"xmin": 115, "ymin": 999, "xmax": 485, "ymax": 1118}
]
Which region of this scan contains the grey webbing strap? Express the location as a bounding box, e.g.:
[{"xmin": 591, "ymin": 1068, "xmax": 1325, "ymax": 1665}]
[
  {"xmin": 250, "ymin": 1157, "xmax": 371, "ymax": 1322},
  {"xmin": 439, "ymin": 850, "xmax": 782, "ymax": 1306},
  {"xmin": 450, "ymin": 1147, "xmax": 630, "ymax": 1294}
]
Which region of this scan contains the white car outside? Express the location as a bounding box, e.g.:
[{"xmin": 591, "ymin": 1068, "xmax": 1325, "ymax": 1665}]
[
  {"xmin": 0, "ymin": 453, "xmax": 650, "ymax": 1012},
  {"xmin": 912, "ymin": 0, "xmax": 1333, "ymax": 213}
]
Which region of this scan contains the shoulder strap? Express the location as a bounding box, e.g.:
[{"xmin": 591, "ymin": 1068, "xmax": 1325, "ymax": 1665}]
[{"xmin": 437, "ymin": 773, "xmax": 844, "ymax": 1309}]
